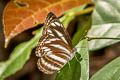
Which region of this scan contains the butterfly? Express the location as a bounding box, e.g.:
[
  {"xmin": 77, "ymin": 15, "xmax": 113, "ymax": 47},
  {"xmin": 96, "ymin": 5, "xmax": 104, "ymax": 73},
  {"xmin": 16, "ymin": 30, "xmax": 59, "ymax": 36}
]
[{"xmin": 35, "ymin": 12, "xmax": 76, "ymax": 74}]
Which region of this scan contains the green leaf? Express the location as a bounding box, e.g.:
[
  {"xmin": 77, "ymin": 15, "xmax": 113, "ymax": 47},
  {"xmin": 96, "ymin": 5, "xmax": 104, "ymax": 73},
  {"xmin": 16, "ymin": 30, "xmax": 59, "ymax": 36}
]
[
  {"xmin": 90, "ymin": 57, "xmax": 120, "ymax": 80},
  {"xmin": 56, "ymin": 39, "xmax": 89, "ymax": 80},
  {"xmin": 76, "ymin": 40, "xmax": 89, "ymax": 80},
  {"xmin": 87, "ymin": 0, "xmax": 120, "ymax": 50},
  {"xmin": 60, "ymin": 5, "xmax": 86, "ymax": 28},
  {"xmin": 72, "ymin": 19, "xmax": 91, "ymax": 47},
  {"xmin": 0, "ymin": 28, "xmax": 42, "ymax": 80}
]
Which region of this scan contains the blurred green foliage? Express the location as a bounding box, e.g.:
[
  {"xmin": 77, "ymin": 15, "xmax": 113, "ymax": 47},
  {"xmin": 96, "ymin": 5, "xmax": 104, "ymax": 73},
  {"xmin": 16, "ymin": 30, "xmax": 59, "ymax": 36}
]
[{"xmin": 0, "ymin": 28, "xmax": 42, "ymax": 80}]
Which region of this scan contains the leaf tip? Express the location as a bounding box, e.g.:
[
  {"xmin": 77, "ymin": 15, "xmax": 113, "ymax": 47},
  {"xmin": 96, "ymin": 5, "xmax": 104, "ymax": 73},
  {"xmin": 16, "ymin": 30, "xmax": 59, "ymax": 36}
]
[{"xmin": 4, "ymin": 38, "xmax": 10, "ymax": 48}]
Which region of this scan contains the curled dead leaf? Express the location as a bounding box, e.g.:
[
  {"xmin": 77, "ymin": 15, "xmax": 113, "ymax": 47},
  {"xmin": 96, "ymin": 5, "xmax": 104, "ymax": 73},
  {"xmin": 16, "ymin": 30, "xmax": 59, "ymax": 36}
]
[{"xmin": 3, "ymin": 0, "xmax": 92, "ymax": 47}]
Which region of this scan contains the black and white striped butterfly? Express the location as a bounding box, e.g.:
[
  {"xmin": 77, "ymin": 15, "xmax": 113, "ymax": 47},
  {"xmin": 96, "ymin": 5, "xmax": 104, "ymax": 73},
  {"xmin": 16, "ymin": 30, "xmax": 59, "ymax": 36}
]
[{"xmin": 35, "ymin": 12, "xmax": 76, "ymax": 74}]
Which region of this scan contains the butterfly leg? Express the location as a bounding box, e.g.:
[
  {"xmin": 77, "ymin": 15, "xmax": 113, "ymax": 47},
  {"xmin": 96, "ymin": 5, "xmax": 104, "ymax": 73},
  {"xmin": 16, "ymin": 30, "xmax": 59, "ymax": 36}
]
[
  {"xmin": 74, "ymin": 53, "xmax": 80, "ymax": 63},
  {"xmin": 74, "ymin": 47, "xmax": 88, "ymax": 61},
  {"xmin": 67, "ymin": 62, "xmax": 71, "ymax": 70}
]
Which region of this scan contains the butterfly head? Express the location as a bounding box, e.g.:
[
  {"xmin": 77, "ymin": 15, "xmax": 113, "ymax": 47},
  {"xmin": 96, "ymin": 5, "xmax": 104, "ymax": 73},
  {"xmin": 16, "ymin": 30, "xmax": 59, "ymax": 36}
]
[{"xmin": 72, "ymin": 48, "xmax": 77, "ymax": 53}]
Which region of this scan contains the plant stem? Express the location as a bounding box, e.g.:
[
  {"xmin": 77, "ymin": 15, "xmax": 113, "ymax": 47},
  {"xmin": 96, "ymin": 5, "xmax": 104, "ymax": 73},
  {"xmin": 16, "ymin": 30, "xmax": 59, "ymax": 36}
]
[
  {"xmin": 86, "ymin": 36, "xmax": 120, "ymax": 41},
  {"xmin": 74, "ymin": 6, "xmax": 94, "ymax": 16}
]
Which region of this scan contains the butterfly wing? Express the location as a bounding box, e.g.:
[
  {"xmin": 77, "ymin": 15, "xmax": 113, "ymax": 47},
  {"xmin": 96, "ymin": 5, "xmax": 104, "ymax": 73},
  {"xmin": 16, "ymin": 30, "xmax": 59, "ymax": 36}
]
[
  {"xmin": 44, "ymin": 12, "xmax": 72, "ymax": 48},
  {"xmin": 35, "ymin": 12, "xmax": 74, "ymax": 74}
]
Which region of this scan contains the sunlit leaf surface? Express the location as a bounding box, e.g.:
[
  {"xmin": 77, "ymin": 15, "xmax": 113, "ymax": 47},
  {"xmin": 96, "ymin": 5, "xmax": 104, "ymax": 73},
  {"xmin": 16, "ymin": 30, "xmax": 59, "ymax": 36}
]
[{"xmin": 87, "ymin": 0, "xmax": 120, "ymax": 50}]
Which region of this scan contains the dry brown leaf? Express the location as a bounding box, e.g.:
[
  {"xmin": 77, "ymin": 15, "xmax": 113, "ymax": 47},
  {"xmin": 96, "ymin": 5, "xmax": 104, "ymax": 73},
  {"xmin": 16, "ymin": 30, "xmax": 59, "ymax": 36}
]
[{"xmin": 3, "ymin": 0, "xmax": 92, "ymax": 47}]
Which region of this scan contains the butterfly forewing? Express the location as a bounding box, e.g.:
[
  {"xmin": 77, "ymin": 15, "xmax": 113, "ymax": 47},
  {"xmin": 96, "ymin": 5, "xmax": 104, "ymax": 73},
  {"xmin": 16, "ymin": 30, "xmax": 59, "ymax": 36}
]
[{"xmin": 35, "ymin": 12, "xmax": 74, "ymax": 74}]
